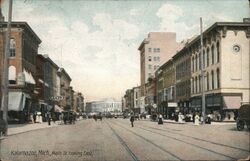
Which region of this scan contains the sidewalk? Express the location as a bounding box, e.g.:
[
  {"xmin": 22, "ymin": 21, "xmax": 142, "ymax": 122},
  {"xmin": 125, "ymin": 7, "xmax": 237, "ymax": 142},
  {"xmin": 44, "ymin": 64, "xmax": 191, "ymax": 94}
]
[
  {"xmin": 139, "ymin": 118, "xmax": 236, "ymax": 125},
  {"xmin": 0, "ymin": 122, "xmax": 59, "ymax": 139}
]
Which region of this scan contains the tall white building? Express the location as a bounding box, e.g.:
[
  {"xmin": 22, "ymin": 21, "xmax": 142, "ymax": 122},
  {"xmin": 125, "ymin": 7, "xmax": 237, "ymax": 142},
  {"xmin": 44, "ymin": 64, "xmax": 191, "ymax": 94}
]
[{"xmin": 138, "ymin": 32, "xmax": 181, "ymax": 112}]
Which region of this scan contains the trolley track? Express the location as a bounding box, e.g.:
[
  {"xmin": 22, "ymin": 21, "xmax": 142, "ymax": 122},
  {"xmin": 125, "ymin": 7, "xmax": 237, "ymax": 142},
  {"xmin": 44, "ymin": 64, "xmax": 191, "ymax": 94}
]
[
  {"xmin": 105, "ymin": 121, "xmax": 139, "ymax": 161},
  {"xmin": 112, "ymin": 120, "xmax": 239, "ymax": 160},
  {"xmin": 139, "ymin": 122, "xmax": 249, "ymax": 152},
  {"xmin": 106, "ymin": 120, "xmax": 182, "ymax": 160}
]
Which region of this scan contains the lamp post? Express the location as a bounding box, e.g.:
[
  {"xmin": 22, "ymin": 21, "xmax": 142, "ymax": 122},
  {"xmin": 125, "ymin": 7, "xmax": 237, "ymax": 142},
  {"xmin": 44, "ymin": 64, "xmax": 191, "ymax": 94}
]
[
  {"xmin": 200, "ymin": 17, "xmax": 206, "ymax": 124},
  {"xmin": 1, "ymin": 0, "xmax": 13, "ymax": 135}
]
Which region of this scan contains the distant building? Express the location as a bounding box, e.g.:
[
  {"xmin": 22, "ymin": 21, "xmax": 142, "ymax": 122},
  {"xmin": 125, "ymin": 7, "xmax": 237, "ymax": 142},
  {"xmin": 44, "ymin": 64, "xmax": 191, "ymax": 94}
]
[
  {"xmin": 57, "ymin": 68, "xmax": 72, "ymax": 110},
  {"xmin": 73, "ymin": 92, "xmax": 84, "ymax": 112},
  {"xmin": 86, "ymin": 98, "xmax": 122, "ymax": 113},
  {"xmin": 133, "ymin": 86, "xmax": 140, "ymax": 114}
]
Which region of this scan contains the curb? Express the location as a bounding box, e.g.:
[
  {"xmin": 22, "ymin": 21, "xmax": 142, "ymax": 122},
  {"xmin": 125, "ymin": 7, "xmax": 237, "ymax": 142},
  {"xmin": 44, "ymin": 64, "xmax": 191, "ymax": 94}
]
[{"xmin": 6, "ymin": 124, "xmax": 59, "ymax": 138}]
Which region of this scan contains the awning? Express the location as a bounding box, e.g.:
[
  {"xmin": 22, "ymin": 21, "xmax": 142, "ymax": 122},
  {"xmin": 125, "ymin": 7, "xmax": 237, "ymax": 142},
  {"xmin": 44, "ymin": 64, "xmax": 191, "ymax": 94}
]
[
  {"xmin": 223, "ymin": 96, "xmax": 241, "ymax": 109},
  {"xmin": 54, "ymin": 105, "xmax": 64, "ymax": 113},
  {"xmin": 23, "ymin": 69, "xmax": 36, "ymax": 84},
  {"xmin": 8, "ymin": 92, "xmax": 26, "ymax": 111}
]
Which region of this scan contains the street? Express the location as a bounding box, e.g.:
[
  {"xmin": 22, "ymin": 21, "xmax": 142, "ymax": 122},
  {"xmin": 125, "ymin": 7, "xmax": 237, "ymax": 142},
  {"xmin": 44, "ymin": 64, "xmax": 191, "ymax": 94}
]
[{"xmin": 0, "ymin": 119, "xmax": 249, "ymax": 161}]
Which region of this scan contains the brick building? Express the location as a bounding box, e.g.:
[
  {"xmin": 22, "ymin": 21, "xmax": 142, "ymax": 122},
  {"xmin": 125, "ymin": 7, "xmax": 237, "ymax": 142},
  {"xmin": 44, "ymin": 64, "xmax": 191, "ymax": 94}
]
[{"xmin": 0, "ymin": 21, "xmax": 41, "ymax": 122}]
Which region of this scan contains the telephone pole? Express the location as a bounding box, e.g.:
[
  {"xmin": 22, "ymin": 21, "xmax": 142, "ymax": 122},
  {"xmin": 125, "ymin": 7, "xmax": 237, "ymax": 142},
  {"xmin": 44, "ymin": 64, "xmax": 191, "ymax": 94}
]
[
  {"xmin": 200, "ymin": 17, "xmax": 206, "ymax": 124},
  {"xmin": 1, "ymin": 0, "xmax": 13, "ymax": 135}
]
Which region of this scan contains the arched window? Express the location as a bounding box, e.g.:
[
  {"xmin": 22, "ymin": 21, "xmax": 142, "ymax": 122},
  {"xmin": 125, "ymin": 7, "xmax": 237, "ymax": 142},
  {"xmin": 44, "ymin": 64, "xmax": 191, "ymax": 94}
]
[
  {"xmin": 216, "ymin": 41, "xmax": 220, "ymax": 63},
  {"xmin": 8, "ymin": 65, "xmax": 16, "ymax": 84},
  {"xmin": 199, "ymin": 75, "xmax": 201, "ymax": 93},
  {"xmin": 195, "ymin": 77, "xmax": 198, "ymax": 93},
  {"xmin": 207, "ymin": 72, "xmax": 209, "ymax": 91},
  {"xmin": 206, "ymin": 47, "xmax": 210, "ymax": 67},
  {"xmin": 192, "ymin": 57, "xmax": 194, "ymax": 72},
  {"xmin": 211, "ymin": 45, "xmax": 215, "ymax": 64},
  {"xmin": 217, "ymin": 68, "xmax": 220, "ymax": 88},
  {"xmin": 10, "ymin": 38, "xmax": 16, "ymax": 57},
  {"xmin": 203, "ymin": 50, "xmax": 205, "ymax": 69},
  {"xmin": 191, "ymin": 78, "xmax": 194, "ymax": 94},
  {"xmin": 198, "ymin": 52, "xmax": 201, "ymax": 70},
  {"xmin": 211, "ymin": 70, "xmax": 214, "ymax": 90},
  {"xmin": 195, "ymin": 55, "xmax": 198, "ymax": 71}
]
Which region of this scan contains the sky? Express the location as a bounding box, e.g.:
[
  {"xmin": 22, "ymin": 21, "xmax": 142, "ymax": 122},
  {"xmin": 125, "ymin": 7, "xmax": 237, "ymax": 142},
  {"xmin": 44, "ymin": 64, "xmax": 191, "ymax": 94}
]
[{"xmin": 1, "ymin": 0, "xmax": 249, "ymax": 102}]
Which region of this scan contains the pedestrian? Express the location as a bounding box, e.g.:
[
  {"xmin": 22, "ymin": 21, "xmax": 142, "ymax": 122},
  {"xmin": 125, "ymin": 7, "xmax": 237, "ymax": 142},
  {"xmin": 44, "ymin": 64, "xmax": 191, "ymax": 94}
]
[
  {"xmin": 93, "ymin": 115, "xmax": 97, "ymax": 121},
  {"xmin": 33, "ymin": 112, "xmax": 37, "ymax": 123},
  {"xmin": 194, "ymin": 113, "xmax": 200, "ymax": 125},
  {"xmin": 130, "ymin": 114, "xmax": 135, "ymax": 127},
  {"xmin": 158, "ymin": 113, "xmax": 163, "ymax": 125},
  {"xmin": 37, "ymin": 112, "xmax": 42, "ymax": 123},
  {"xmin": 192, "ymin": 112, "xmax": 195, "ymax": 123},
  {"xmin": 47, "ymin": 112, "xmax": 51, "ymax": 126}
]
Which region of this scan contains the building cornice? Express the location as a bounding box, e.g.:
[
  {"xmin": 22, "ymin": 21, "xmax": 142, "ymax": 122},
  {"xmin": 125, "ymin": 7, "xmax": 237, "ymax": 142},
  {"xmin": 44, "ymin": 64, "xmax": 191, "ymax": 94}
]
[{"xmin": 0, "ymin": 21, "xmax": 42, "ymax": 44}]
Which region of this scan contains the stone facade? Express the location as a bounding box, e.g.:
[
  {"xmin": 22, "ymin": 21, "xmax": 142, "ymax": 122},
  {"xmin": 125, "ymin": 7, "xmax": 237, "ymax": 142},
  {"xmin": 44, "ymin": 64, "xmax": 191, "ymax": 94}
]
[{"xmin": 190, "ymin": 20, "xmax": 250, "ymax": 121}]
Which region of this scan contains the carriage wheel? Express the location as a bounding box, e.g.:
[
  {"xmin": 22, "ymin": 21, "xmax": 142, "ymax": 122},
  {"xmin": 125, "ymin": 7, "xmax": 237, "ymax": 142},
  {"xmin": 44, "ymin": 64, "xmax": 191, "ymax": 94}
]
[{"xmin": 237, "ymin": 121, "xmax": 244, "ymax": 131}]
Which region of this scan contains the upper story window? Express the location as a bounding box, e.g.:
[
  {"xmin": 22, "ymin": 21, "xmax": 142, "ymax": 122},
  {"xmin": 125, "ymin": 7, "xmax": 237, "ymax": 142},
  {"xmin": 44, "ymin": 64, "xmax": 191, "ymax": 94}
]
[
  {"xmin": 216, "ymin": 42, "xmax": 220, "ymax": 63},
  {"xmin": 192, "ymin": 57, "xmax": 194, "ymax": 72},
  {"xmin": 211, "ymin": 70, "xmax": 214, "ymax": 90},
  {"xmin": 217, "ymin": 68, "xmax": 220, "ymax": 88},
  {"xmin": 195, "ymin": 55, "xmax": 198, "ymax": 71},
  {"xmin": 206, "ymin": 72, "xmax": 209, "ymax": 91},
  {"xmin": 198, "ymin": 52, "xmax": 201, "ymax": 70},
  {"xmin": 10, "ymin": 38, "xmax": 16, "ymax": 57},
  {"xmin": 148, "ymin": 64, "xmax": 152, "ymax": 69},
  {"xmin": 153, "ymin": 48, "xmax": 160, "ymax": 53},
  {"xmin": 153, "ymin": 56, "xmax": 157, "ymax": 61},
  {"xmin": 206, "ymin": 47, "xmax": 210, "ymax": 67},
  {"xmin": 148, "ymin": 56, "xmax": 152, "ymax": 61},
  {"xmin": 203, "ymin": 50, "xmax": 205, "ymax": 69},
  {"xmin": 157, "ymin": 56, "xmax": 160, "ymax": 61},
  {"xmin": 211, "ymin": 45, "xmax": 215, "ymax": 64},
  {"xmin": 148, "ymin": 48, "xmax": 152, "ymax": 52},
  {"xmin": 8, "ymin": 65, "xmax": 16, "ymax": 84}
]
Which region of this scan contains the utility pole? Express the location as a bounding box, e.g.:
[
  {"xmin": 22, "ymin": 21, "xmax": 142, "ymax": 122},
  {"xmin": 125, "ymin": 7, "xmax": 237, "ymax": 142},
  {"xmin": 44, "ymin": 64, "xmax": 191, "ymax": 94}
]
[
  {"xmin": 1, "ymin": 0, "xmax": 13, "ymax": 135},
  {"xmin": 200, "ymin": 17, "xmax": 206, "ymax": 124}
]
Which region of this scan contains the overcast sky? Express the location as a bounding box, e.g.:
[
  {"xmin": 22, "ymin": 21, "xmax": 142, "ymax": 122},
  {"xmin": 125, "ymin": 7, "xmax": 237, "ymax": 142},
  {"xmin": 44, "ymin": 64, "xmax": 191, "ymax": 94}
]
[{"xmin": 2, "ymin": 0, "xmax": 249, "ymax": 102}]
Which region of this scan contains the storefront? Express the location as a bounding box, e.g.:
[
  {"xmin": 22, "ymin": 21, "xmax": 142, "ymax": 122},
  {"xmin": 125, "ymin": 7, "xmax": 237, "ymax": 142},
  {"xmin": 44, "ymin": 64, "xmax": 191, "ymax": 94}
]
[{"xmin": 8, "ymin": 91, "xmax": 33, "ymax": 123}]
